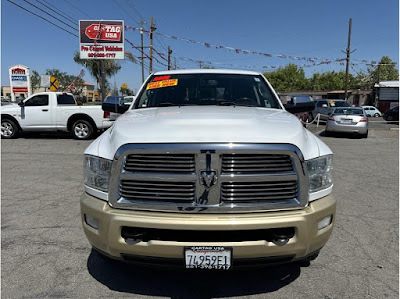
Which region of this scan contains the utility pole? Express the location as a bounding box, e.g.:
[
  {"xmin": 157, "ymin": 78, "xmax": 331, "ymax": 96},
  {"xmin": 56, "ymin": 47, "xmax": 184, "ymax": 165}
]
[
  {"xmin": 174, "ymin": 58, "xmax": 177, "ymax": 70},
  {"xmin": 149, "ymin": 17, "xmax": 156, "ymax": 73},
  {"xmin": 168, "ymin": 46, "xmax": 172, "ymax": 70},
  {"xmin": 140, "ymin": 20, "xmax": 144, "ymax": 83},
  {"xmin": 199, "ymin": 61, "xmax": 202, "ymax": 69},
  {"xmin": 344, "ymin": 18, "xmax": 352, "ymax": 101},
  {"xmin": 100, "ymin": 60, "xmax": 106, "ymax": 103},
  {"xmin": 377, "ymin": 64, "xmax": 381, "ymax": 83}
]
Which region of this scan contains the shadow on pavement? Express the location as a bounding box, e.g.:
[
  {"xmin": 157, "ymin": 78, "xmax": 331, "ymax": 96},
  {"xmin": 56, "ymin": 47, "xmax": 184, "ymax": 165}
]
[
  {"xmin": 16, "ymin": 132, "xmax": 100, "ymax": 140},
  {"xmin": 87, "ymin": 249, "xmax": 302, "ymax": 298},
  {"xmin": 319, "ymin": 131, "xmax": 366, "ymax": 139}
]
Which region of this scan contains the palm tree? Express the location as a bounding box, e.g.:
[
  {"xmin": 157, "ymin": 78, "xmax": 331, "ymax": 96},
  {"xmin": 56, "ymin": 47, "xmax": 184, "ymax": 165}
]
[{"xmin": 74, "ymin": 51, "xmax": 136, "ymax": 99}]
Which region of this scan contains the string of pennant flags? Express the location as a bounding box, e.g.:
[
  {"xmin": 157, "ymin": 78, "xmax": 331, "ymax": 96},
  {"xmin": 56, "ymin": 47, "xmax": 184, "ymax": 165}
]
[
  {"xmin": 177, "ymin": 56, "xmax": 363, "ymax": 71},
  {"xmin": 124, "ymin": 25, "xmax": 378, "ymax": 66}
]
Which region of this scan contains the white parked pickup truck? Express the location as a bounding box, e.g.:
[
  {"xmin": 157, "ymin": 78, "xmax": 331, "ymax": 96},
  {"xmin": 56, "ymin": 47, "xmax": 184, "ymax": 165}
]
[
  {"xmin": 81, "ymin": 69, "xmax": 336, "ymax": 269},
  {"xmin": 1, "ymin": 92, "xmax": 113, "ymax": 139}
]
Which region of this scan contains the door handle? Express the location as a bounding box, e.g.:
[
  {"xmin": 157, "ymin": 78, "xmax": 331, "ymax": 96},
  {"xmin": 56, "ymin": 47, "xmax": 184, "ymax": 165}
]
[{"xmin": 42, "ymin": 109, "xmax": 48, "ymax": 112}]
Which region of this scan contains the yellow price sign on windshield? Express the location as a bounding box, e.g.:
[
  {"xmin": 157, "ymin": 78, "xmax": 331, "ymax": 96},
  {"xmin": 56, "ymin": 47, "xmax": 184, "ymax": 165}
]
[{"xmin": 147, "ymin": 79, "xmax": 178, "ymax": 90}]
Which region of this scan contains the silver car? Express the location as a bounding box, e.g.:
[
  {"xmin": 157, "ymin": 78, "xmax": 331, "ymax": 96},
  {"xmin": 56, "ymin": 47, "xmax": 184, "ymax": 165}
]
[
  {"xmin": 325, "ymin": 107, "xmax": 368, "ymax": 138},
  {"xmin": 312, "ymin": 99, "xmax": 351, "ymax": 121}
]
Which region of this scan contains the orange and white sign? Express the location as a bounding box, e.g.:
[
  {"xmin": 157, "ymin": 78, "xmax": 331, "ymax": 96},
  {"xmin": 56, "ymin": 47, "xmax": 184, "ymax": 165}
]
[{"xmin": 146, "ymin": 79, "xmax": 178, "ymax": 90}]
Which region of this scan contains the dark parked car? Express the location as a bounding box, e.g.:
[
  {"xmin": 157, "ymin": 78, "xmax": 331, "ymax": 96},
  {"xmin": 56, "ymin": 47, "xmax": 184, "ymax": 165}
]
[
  {"xmin": 383, "ymin": 106, "xmax": 399, "ymax": 122},
  {"xmin": 282, "ymin": 95, "xmax": 313, "ymax": 125},
  {"xmin": 102, "ymin": 95, "xmax": 136, "ymax": 120}
]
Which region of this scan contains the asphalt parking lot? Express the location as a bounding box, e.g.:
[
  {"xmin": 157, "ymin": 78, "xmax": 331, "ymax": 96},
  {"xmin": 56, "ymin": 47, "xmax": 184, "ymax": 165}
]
[{"xmin": 1, "ymin": 119, "xmax": 398, "ymax": 298}]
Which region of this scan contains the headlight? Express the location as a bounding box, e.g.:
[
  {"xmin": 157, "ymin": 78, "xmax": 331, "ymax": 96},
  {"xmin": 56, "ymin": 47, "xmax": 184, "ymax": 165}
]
[
  {"xmin": 84, "ymin": 155, "xmax": 112, "ymax": 192},
  {"xmin": 306, "ymin": 155, "xmax": 333, "ymax": 193}
]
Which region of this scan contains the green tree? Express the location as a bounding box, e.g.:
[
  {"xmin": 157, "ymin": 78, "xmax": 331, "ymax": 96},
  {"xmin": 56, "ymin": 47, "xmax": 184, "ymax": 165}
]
[
  {"xmin": 30, "ymin": 70, "xmax": 41, "ymax": 92},
  {"xmin": 307, "ymin": 71, "xmax": 356, "ymax": 90},
  {"xmin": 263, "ymin": 64, "xmax": 308, "ymax": 91},
  {"xmin": 120, "ymin": 87, "xmax": 135, "ymax": 96},
  {"xmin": 369, "ymin": 56, "xmax": 399, "ymax": 83}
]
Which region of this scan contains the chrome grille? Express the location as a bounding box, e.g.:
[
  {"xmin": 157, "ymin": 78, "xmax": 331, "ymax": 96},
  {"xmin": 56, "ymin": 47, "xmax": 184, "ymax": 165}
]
[
  {"xmin": 120, "ymin": 180, "xmax": 195, "ymax": 202},
  {"xmin": 124, "ymin": 154, "xmax": 195, "ymax": 173},
  {"xmin": 108, "ymin": 143, "xmax": 308, "ymax": 213},
  {"xmin": 221, "ymin": 181, "xmax": 298, "ymax": 202},
  {"xmin": 221, "ymin": 154, "xmax": 293, "ymax": 174}
]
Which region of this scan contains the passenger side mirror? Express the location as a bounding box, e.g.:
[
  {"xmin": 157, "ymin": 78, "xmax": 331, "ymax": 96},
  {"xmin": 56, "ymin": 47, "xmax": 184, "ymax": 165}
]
[{"xmin": 284, "ymin": 101, "xmax": 315, "ymax": 114}]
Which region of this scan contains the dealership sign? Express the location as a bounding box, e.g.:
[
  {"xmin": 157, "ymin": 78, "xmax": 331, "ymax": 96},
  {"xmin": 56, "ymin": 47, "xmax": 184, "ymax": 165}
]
[
  {"xmin": 79, "ymin": 20, "xmax": 124, "ymax": 59},
  {"xmin": 9, "ymin": 65, "xmax": 31, "ymax": 98}
]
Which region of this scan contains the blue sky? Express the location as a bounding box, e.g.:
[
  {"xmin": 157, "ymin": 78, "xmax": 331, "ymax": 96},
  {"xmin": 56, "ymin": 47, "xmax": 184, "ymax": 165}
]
[{"xmin": 2, "ymin": 0, "xmax": 399, "ymax": 93}]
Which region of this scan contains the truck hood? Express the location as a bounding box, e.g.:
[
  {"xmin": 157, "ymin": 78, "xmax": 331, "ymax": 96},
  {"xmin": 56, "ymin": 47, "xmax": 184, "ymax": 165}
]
[{"xmin": 89, "ymin": 106, "xmax": 331, "ymax": 160}]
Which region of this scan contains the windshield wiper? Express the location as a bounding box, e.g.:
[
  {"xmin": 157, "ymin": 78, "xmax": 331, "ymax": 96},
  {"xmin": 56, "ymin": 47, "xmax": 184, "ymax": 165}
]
[{"xmin": 217, "ymin": 101, "xmax": 258, "ymax": 107}]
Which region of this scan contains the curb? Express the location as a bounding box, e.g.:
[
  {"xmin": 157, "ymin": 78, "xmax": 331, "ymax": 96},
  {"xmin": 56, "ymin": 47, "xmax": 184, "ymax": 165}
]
[{"xmin": 389, "ymin": 128, "xmax": 399, "ymax": 131}]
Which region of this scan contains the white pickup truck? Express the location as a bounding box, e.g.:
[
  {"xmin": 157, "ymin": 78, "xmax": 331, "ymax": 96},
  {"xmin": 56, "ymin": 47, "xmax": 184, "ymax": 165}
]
[
  {"xmin": 1, "ymin": 92, "xmax": 113, "ymax": 139},
  {"xmin": 81, "ymin": 69, "xmax": 336, "ymax": 269}
]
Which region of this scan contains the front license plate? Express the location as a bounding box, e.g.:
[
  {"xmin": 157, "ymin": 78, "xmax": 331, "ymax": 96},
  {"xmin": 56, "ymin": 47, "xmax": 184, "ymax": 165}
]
[{"xmin": 184, "ymin": 246, "xmax": 232, "ymax": 270}]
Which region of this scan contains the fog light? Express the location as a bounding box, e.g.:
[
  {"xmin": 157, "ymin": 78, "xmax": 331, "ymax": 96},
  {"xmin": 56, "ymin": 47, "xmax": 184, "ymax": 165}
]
[
  {"xmin": 84, "ymin": 214, "xmax": 99, "ymax": 230},
  {"xmin": 317, "ymin": 215, "xmax": 333, "ymax": 230}
]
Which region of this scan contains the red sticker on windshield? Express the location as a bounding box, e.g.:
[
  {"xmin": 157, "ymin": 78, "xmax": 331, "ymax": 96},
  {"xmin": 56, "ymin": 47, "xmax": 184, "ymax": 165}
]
[{"xmin": 153, "ymin": 75, "xmax": 171, "ymax": 82}]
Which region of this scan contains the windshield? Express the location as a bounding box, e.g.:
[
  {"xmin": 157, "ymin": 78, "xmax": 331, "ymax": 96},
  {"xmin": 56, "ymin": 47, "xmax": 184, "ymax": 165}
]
[
  {"xmin": 333, "ymin": 108, "xmax": 364, "ymax": 115},
  {"xmin": 329, "ymin": 101, "xmax": 350, "ymax": 108},
  {"xmin": 135, "ymin": 74, "xmax": 281, "ymax": 109}
]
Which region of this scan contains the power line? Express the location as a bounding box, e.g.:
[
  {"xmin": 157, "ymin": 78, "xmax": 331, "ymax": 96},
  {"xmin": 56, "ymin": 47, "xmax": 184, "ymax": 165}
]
[
  {"xmin": 7, "ymin": 0, "xmax": 78, "ymax": 37},
  {"xmin": 126, "ymin": 0, "xmax": 145, "ymax": 23},
  {"xmin": 36, "ymin": 0, "xmax": 76, "ymax": 25},
  {"xmin": 22, "ymin": 0, "xmax": 78, "ymax": 31},
  {"xmin": 64, "ymin": 0, "xmax": 93, "ymax": 18},
  {"xmin": 112, "ymin": 0, "xmax": 140, "ymax": 25}
]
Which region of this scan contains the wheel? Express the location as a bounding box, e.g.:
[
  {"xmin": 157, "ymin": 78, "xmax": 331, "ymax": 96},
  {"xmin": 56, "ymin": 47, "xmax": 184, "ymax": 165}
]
[
  {"xmin": 387, "ymin": 115, "xmax": 394, "ymax": 122},
  {"xmin": 1, "ymin": 119, "xmax": 18, "ymax": 139},
  {"xmin": 72, "ymin": 119, "xmax": 93, "ymax": 140},
  {"xmin": 374, "ymin": 113, "xmax": 380, "ymax": 117}
]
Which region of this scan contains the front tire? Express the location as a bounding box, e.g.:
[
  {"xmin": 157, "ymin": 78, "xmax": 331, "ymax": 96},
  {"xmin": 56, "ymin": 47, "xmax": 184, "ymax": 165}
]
[
  {"xmin": 386, "ymin": 115, "xmax": 394, "ymax": 122},
  {"xmin": 1, "ymin": 119, "xmax": 19, "ymax": 139},
  {"xmin": 374, "ymin": 113, "xmax": 380, "ymax": 117},
  {"xmin": 72, "ymin": 119, "xmax": 93, "ymax": 140}
]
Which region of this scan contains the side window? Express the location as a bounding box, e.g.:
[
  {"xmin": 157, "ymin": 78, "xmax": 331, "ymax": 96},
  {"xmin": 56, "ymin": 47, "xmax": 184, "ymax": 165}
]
[
  {"xmin": 57, "ymin": 94, "xmax": 75, "ymax": 105},
  {"xmin": 24, "ymin": 95, "xmax": 49, "ymax": 106},
  {"xmin": 364, "ymin": 107, "xmax": 370, "ymax": 111}
]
